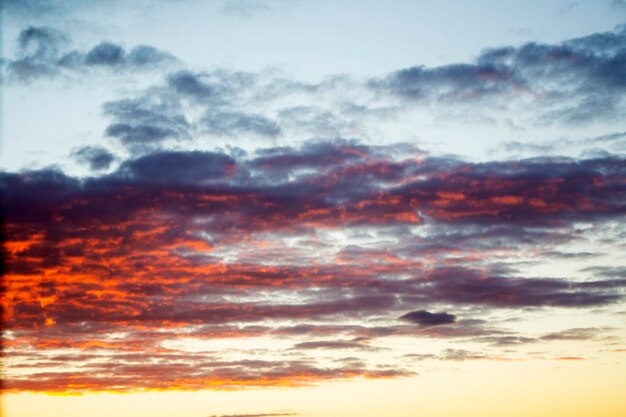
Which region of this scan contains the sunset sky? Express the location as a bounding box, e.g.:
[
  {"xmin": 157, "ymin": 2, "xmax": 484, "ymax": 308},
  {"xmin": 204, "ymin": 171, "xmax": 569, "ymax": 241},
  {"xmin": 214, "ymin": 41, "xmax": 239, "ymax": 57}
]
[{"xmin": 1, "ymin": 1, "xmax": 626, "ymax": 416}]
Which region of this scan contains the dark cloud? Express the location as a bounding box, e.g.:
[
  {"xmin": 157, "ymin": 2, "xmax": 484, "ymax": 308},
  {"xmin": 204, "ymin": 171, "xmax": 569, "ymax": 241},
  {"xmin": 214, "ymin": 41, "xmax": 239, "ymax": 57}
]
[
  {"xmin": 167, "ymin": 71, "xmax": 216, "ymax": 99},
  {"xmin": 399, "ymin": 310, "xmax": 457, "ymax": 327},
  {"xmin": 72, "ymin": 146, "xmax": 115, "ymax": 170},
  {"xmin": 371, "ymin": 25, "xmax": 626, "ymax": 122},
  {"xmin": 128, "ymin": 45, "xmax": 175, "ymax": 66},
  {"xmin": 164, "ymin": 69, "xmax": 258, "ymax": 103},
  {"xmin": 85, "ymin": 42, "xmax": 125, "ymax": 66},
  {"xmin": 2, "ymin": 140, "xmax": 625, "ymax": 392},
  {"xmin": 372, "ymin": 62, "xmax": 519, "ymax": 101},
  {"xmin": 3, "ymin": 26, "xmax": 67, "ymax": 80},
  {"xmin": 116, "ymin": 151, "xmax": 236, "ymax": 184},
  {"xmin": 102, "ymin": 97, "xmax": 190, "ymax": 151},
  {"xmin": 250, "ymin": 140, "xmax": 373, "ymax": 179},
  {"xmin": 404, "ymin": 267, "xmax": 625, "ymax": 308},
  {"xmin": 17, "ymin": 26, "xmax": 68, "ymax": 61},
  {"xmin": 2, "ymin": 142, "xmax": 625, "ymax": 240},
  {"xmin": 2, "ymin": 27, "xmax": 177, "ymax": 82}
]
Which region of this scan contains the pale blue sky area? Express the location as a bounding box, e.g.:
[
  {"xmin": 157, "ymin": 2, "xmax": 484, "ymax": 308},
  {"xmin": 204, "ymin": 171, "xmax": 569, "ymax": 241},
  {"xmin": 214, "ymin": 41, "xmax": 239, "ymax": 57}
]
[
  {"xmin": 3, "ymin": 0, "xmax": 625, "ymax": 79},
  {"xmin": 1, "ymin": 0, "xmax": 626, "ymax": 172}
]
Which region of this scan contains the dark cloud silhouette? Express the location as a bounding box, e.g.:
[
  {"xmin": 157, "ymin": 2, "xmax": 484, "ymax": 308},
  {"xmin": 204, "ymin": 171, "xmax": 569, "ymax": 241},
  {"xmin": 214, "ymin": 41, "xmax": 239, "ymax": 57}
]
[
  {"xmin": 85, "ymin": 42, "xmax": 125, "ymax": 66},
  {"xmin": 399, "ymin": 310, "xmax": 457, "ymax": 327},
  {"xmin": 116, "ymin": 151, "xmax": 236, "ymax": 184},
  {"xmin": 72, "ymin": 146, "xmax": 115, "ymax": 170}
]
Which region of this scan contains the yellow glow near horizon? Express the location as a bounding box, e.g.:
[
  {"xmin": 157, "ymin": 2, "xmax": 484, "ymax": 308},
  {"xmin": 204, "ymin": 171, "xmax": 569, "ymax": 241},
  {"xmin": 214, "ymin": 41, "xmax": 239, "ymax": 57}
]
[{"xmin": 4, "ymin": 355, "xmax": 625, "ymax": 417}]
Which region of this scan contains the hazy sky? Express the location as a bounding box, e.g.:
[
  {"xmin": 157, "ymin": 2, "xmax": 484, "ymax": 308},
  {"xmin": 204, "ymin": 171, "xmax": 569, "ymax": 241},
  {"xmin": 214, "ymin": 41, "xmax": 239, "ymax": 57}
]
[{"xmin": 2, "ymin": 1, "xmax": 626, "ymax": 417}]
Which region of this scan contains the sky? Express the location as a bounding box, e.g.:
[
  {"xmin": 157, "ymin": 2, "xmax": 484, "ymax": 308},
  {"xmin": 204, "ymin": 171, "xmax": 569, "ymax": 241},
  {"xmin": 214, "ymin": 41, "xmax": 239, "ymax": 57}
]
[{"xmin": 1, "ymin": 1, "xmax": 626, "ymax": 416}]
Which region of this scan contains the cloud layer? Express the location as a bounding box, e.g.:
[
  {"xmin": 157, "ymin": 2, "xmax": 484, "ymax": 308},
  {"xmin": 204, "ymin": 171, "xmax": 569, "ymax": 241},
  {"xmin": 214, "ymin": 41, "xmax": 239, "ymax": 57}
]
[
  {"xmin": 2, "ymin": 20, "xmax": 626, "ymax": 395},
  {"xmin": 2, "ymin": 140, "xmax": 625, "ymax": 392}
]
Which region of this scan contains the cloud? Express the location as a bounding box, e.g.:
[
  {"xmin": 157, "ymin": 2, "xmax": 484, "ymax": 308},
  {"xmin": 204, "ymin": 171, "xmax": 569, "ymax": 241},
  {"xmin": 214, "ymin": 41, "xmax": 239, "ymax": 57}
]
[
  {"xmin": 372, "ymin": 62, "xmax": 519, "ymax": 101},
  {"xmin": 3, "ymin": 26, "xmax": 68, "ymax": 80},
  {"xmin": 399, "ymin": 310, "xmax": 457, "ymax": 327},
  {"xmin": 540, "ymin": 327, "xmax": 607, "ymax": 341},
  {"xmin": 438, "ymin": 349, "xmax": 489, "ymax": 361},
  {"xmin": 2, "ymin": 27, "xmax": 177, "ymax": 82},
  {"xmin": 167, "ymin": 71, "xmax": 216, "ymax": 99},
  {"xmin": 371, "ymin": 25, "xmax": 626, "ymax": 122},
  {"xmin": 17, "ymin": 26, "xmax": 68, "ymax": 60},
  {"xmin": 2, "ymin": 140, "xmax": 625, "ymax": 392},
  {"xmin": 71, "ymin": 146, "xmax": 115, "ymax": 171},
  {"xmin": 101, "ymin": 69, "xmax": 283, "ymax": 151},
  {"xmin": 201, "ymin": 111, "xmax": 281, "ymax": 138},
  {"xmin": 102, "ymin": 97, "xmax": 190, "ymax": 151},
  {"xmin": 292, "ymin": 339, "xmax": 380, "ymax": 351},
  {"xmin": 407, "ymin": 348, "xmax": 509, "ymax": 362},
  {"xmin": 116, "ymin": 151, "xmax": 236, "ymax": 184},
  {"xmin": 404, "ymin": 267, "xmax": 625, "ymax": 308},
  {"xmin": 85, "ymin": 42, "xmax": 125, "ymax": 66},
  {"xmin": 2, "ymin": 355, "xmax": 410, "ymax": 392}
]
